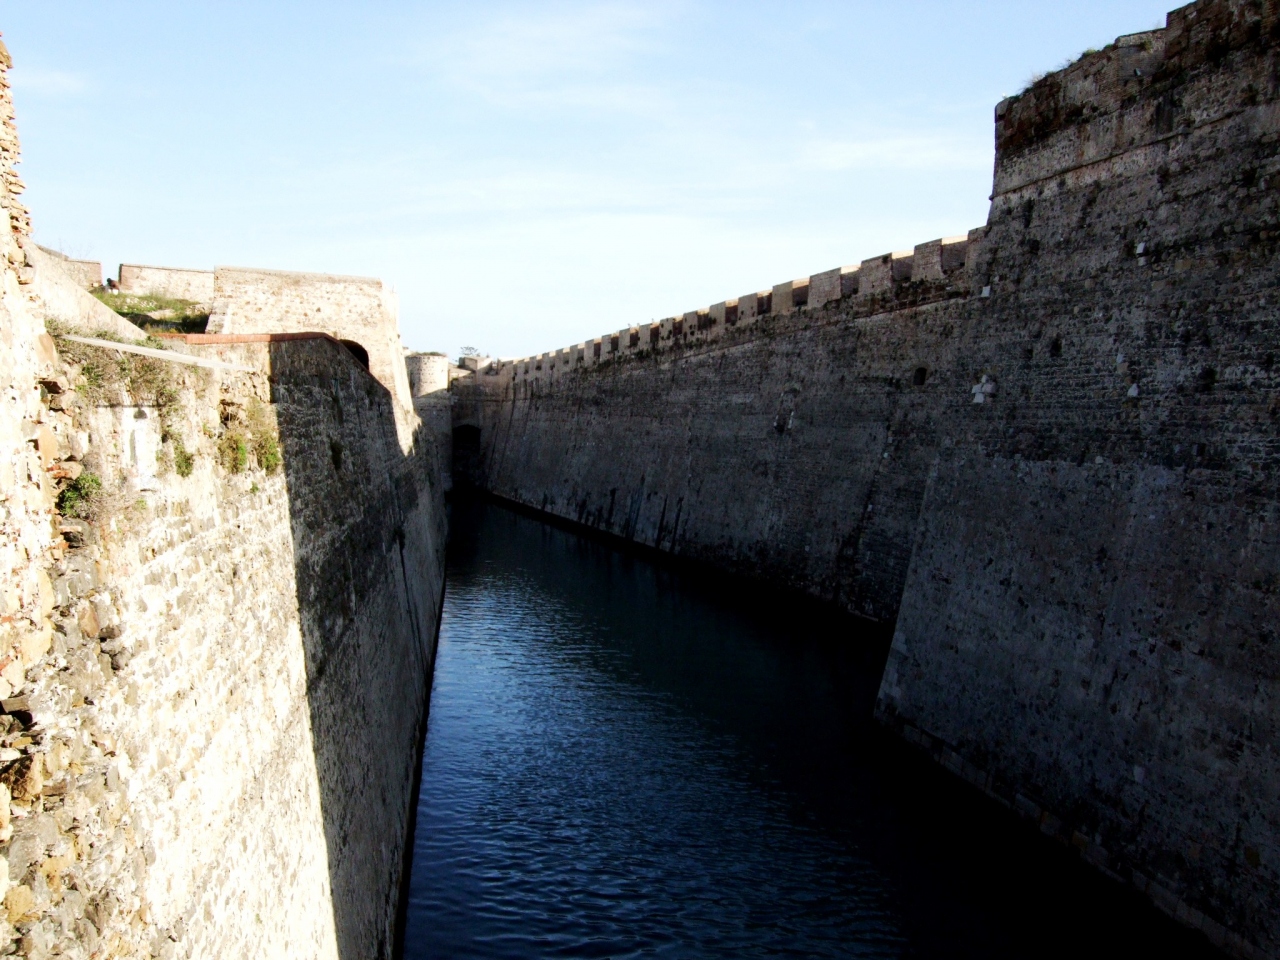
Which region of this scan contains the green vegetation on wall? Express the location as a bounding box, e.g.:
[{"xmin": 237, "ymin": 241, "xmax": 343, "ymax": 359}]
[
  {"xmin": 91, "ymin": 290, "xmax": 210, "ymax": 335},
  {"xmin": 56, "ymin": 472, "xmax": 103, "ymax": 519}
]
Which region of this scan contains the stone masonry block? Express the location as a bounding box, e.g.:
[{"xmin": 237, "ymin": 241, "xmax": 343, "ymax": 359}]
[
  {"xmin": 772, "ymin": 280, "xmax": 808, "ymax": 315},
  {"xmin": 860, "ymin": 254, "xmax": 893, "ymax": 294},
  {"xmin": 710, "ymin": 300, "xmax": 739, "ymax": 326},
  {"xmin": 940, "ymin": 235, "xmax": 970, "ymax": 274},
  {"xmin": 772, "ymin": 281, "xmax": 794, "ymax": 315},
  {"xmin": 809, "ymin": 268, "xmax": 842, "ymax": 308},
  {"xmin": 912, "ymin": 241, "xmax": 945, "ymax": 282}
]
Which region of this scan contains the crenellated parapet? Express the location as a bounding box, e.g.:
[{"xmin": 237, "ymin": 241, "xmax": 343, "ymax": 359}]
[
  {"xmin": 485, "ymin": 0, "xmax": 1280, "ymax": 396},
  {"xmin": 491, "ymin": 230, "xmax": 983, "ymax": 388}
]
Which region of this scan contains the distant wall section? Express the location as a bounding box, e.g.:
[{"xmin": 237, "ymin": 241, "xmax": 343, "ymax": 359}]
[
  {"xmin": 117, "ymin": 263, "xmax": 214, "ymax": 301},
  {"xmin": 406, "ymin": 352, "xmax": 449, "ymax": 396},
  {"xmin": 28, "ymin": 246, "xmax": 147, "ymax": 340}
]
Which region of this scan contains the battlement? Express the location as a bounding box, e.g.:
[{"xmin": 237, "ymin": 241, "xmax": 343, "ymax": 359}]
[
  {"xmin": 482, "ymin": 0, "xmax": 1280, "ymax": 393},
  {"xmin": 491, "ymin": 231, "xmax": 980, "ymax": 386},
  {"xmin": 995, "ymin": 0, "xmax": 1280, "ymax": 197}
]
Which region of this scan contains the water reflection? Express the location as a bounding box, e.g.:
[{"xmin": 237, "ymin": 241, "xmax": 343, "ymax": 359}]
[{"xmin": 402, "ymin": 499, "xmax": 1215, "ymax": 959}]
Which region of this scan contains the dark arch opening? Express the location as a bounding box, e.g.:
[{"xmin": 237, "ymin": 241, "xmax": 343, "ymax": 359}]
[
  {"xmin": 912, "ymin": 366, "xmax": 928, "ymax": 386},
  {"xmin": 341, "ymin": 340, "xmax": 370, "ymax": 370}
]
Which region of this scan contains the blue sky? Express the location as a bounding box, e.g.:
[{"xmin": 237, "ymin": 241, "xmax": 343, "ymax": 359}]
[{"xmin": 6, "ymin": 1, "xmax": 1173, "ymax": 358}]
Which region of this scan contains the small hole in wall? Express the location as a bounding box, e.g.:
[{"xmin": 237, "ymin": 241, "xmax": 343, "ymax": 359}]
[
  {"xmin": 330, "ymin": 439, "xmax": 344, "ymax": 471},
  {"xmin": 1050, "ymin": 336, "xmax": 1063, "ymax": 358},
  {"xmin": 912, "ymin": 367, "xmax": 928, "ymax": 386}
]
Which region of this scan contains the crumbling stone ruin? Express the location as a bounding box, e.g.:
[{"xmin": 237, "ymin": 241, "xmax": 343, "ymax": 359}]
[{"xmin": 457, "ymin": 1, "xmax": 1280, "ymax": 956}]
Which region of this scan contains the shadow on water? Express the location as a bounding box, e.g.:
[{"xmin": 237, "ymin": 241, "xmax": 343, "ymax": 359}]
[{"xmin": 403, "ymin": 496, "xmax": 1220, "ymax": 960}]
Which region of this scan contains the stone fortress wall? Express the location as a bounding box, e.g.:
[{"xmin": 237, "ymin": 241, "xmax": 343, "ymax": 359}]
[
  {"xmin": 0, "ymin": 33, "xmax": 448, "ymax": 960},
  {"xmin": 459, "ymin": 2, "xmax": 1280, "ymax": 956},
  {"xmin": 26, "ymin": 246, "xmax": 145, "ymax": 343},
  {"xmin": 209, "ymin": 267, "xmax": 415, "ymax": 429},
  {"xmin": 96, "ymin": 259, "xmax": 418, "ymax": 438},
  {"xmin": 116, "ymin": 264, "xmax": 213, "ymax": 302},
  {"xmin": 492, "ymin": 231, "xmax": 976, "ymax": 384}
]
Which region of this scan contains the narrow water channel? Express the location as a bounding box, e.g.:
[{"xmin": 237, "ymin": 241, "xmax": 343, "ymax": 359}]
[{"xmin": 402, "ymin": 499, "xmax": 1216, "ymax": 959}]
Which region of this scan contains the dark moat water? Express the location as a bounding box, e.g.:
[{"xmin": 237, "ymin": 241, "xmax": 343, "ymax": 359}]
[{"xmin": 402, "ymin": 499, "xmax": 1215, "ymax": 960}]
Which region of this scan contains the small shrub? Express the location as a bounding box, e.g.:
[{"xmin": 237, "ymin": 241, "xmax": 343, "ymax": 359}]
[
  {"xmin": 218, "ymin": 432, "xmax": 250, "ymax": 474},
  {"xmin": 246, "ymin": 399, "xmax": 282, "ymax": 473},
  {"xmin": 254, "ymin": 434, "xmax": 281, "ymax": 473},
  {"xmin": 58, "ymin": 472, "xmax": 103, "ymax": 519},
  {"xmin": 174, "ymin": 439, "xmax": 195, "ymax": 477}
]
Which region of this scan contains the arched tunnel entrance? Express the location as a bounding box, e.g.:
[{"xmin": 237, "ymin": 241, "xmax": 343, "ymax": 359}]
[{"xmin": 340, "ymin": 339, "xmax": 370, "ymax": 370}]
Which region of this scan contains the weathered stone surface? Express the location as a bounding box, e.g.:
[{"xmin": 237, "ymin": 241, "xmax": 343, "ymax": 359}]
[
  {"xmin": 116, "ymin": 264, "xmax": 212, "ymax": 301},
  {"xmin": 208, "ymin": 266, "xmax": 415, "ymax": 427},
  {"xmin": 0, "ymin": 35, "xmax": 449, "ymax": 960},
  {"xmin": 460, "ymin": 2, "xmax": 1280, "ymax": 955}
]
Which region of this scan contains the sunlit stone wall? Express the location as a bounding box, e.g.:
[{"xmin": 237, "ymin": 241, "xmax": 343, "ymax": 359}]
[{"xmin": 0, "ymin": 35, "xmax": 448, "ymax": 957}]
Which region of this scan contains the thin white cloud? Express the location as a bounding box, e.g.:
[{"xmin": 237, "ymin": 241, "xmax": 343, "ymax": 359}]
[
  {"xmin": 451, "ymin": 3, "xmax": 664, "ymax": 78},
  {"xmin": 10, "ymin": 67, "xmax": 88, "ymax": 97},
  {"xmin": 414, "ymin": 1, "xmax": 679, "ymax": 115}
]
